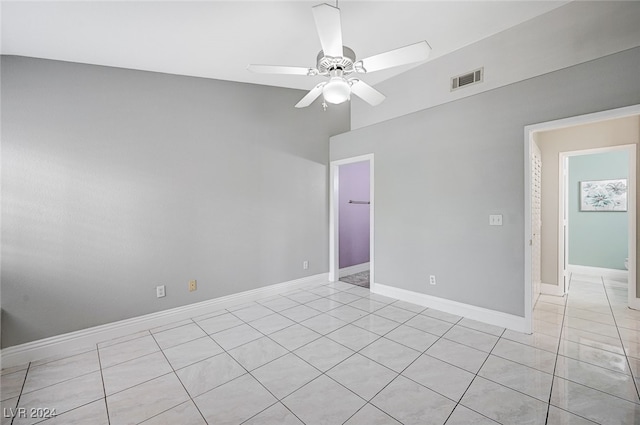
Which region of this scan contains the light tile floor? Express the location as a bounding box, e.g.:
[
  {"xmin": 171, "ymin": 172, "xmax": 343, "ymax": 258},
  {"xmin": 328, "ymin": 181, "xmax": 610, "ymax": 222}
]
[{"xmin": 2, "ymin": 273, "xmax": 640, "ymax": 424}]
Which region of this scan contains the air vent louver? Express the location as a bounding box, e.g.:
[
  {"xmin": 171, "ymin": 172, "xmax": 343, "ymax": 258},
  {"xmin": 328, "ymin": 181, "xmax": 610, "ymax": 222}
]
[{"xmin": 451, "ymin": 67, "xmax": 483, "ymax": 91}]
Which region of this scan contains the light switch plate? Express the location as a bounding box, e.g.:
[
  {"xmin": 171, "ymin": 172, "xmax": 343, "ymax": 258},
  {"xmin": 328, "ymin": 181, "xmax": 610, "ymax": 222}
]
[{"xmin": 489, "ymin": 214, "xmax": 503, "ymax": 226}]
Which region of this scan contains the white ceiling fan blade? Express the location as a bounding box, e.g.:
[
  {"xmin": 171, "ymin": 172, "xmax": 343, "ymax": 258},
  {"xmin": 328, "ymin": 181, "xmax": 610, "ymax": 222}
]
[
  {"xmin": 312, "ymin": 3, "xmax": 343, "ymax": 57},
  {"xmin": 356, "ymin": 41, "xmax": 431, "ymax": 73},
  {"xmin": 295, "ymin": 83, "xmax": 326, "ymax": 108},
  {"xmin": 247, "ymin": 64, "xmax": 317, "ymax": 76},
  {"xmin": 350, "ymin": 80, "xmax": 385, "ymax": 106}
]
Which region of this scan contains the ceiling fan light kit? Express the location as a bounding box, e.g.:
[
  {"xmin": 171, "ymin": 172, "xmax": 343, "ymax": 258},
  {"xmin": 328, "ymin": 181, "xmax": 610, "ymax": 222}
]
[
  {"xmin": 248, "ymin": 3, "xmax": 431, "ymax": 110},
  {"xmin": 323, "ymin": 69, "xmax": 351, "ymax": 104}
]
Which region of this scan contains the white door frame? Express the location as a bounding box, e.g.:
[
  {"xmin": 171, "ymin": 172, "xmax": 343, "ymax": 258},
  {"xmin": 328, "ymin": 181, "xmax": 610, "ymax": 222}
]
[
  {"xmin": 531, "ymin": 140, "xmax": 543, "ymax": 305},
  {"xmin": 329, "ymin": 154, "xmax": 374, "ymax": 287},
  {"xmin": 525, "ymin": 104, "xmax": 640, "ymax": 330},
  {"xmin": 559, "ymin": 144, "xmax": 637, "ymax": 306}
]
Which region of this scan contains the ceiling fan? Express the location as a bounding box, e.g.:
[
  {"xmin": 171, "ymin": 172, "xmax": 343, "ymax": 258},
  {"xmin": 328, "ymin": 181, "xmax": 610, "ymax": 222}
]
[{"xmin": 247, "ymin": 3, "xmax": 431, "ymax": 109}]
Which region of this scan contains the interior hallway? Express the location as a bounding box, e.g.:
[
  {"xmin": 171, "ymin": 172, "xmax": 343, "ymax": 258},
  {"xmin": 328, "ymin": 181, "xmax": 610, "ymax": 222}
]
[{"xmin": 532, "ymin": 272, "xmax": 640, "ymax": 424}]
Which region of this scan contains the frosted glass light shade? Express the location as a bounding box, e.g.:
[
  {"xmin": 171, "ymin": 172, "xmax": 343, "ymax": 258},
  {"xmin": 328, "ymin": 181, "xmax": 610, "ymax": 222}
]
[{"xmin": 323, "ymin": 77, "xmax": 350, "ymax": 104}]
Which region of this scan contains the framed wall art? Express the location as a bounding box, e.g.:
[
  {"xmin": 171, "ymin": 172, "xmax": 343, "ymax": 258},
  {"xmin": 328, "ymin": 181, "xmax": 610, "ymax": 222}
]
[{"xmin": 580, "ymin": 179, "xmax": 627, "ymax": 211}]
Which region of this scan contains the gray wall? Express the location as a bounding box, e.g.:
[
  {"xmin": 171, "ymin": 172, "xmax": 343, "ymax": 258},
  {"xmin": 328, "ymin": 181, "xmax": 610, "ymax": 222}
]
[
  {"xmin": 351, "ymin": 1, "xmax": 640, "ymax": 129},
  {"xmin": 1, "ymin": 56, "xmax": 349, "ymax": 348},
  {"xmin": 330, "ymin": 47, "xmax": 640, "ymax": 317}
]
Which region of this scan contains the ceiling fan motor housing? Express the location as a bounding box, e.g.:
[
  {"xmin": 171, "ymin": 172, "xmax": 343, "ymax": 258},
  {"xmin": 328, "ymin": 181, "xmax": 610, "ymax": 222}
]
[{"xmin": 316, "ymin": 46, "xmax": 356, "ymax": 74}]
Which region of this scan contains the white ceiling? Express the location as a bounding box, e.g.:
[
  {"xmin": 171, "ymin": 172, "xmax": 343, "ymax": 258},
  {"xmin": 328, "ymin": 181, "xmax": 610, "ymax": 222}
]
[{"xmin": 1, "ymin": 1, "xmax": 567, "ymax": 92}]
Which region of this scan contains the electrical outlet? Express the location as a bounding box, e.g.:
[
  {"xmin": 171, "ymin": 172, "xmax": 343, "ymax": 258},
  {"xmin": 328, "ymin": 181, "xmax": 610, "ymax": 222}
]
[
  {"xmin": 189, "ymin": 280, "xmax": 197, "ymax": 292},
  {"xmin": 156, "ymin": 285, "xmax": 166, "ymax": 298},
  {"xmin": 303, "ymin": 260, "xmax": 309, "ymax": 270},
  {"xmin": 489, "ymin": 214, "xmax": 503, "ymax": 226},
  {"xmin": 429, "ymin": 275, "xmax": 436, "ymax": 285}
]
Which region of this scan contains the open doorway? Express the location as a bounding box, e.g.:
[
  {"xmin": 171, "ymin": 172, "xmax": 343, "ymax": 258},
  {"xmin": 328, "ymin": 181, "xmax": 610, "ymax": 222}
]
[
  {"xmin": 329, "ymin": 154, "xmax": 374, "ymax": 289},
  {"xmin": 562, "ymin": 147, "xmax": 632, "ymax": 279},
  {"xmin": 525, "ymin": 105, "xmax": 640, "ymax": 333}
]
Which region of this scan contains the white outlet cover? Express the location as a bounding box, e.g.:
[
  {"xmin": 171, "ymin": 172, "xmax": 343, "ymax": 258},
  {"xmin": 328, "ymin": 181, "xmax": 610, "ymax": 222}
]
[
  {"xmin": 156, "ymin": 285, "xmax": 166, "ymax": 298},
  {"xmin": 489, "ymin": 214, "xmax": 503, "ymax": 226}
]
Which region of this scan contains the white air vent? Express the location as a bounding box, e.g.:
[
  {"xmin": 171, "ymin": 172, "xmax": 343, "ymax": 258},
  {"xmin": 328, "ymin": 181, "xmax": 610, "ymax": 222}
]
[{"xmin": 451, "ymin": 67, "xmax": 483, "ymax": 91}]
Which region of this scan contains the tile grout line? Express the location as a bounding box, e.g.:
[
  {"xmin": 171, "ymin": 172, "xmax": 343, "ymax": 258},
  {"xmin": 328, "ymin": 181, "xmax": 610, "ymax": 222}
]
[
  {"xmin": 3, "ymin": 285, "xmax": 499, "ymax": 423},
  {"xmin": 8, "ymin": 366, "xmax": 103, "ymax": 403},
  {"xmin": 5, "ymin": 285, "xmax": 373, "ymax": 422},
  {"xmin": 558, "ymin": 277, "xmax": 640, "ymax": 406},
  {"xmin": 14, "ymin": 358, "xmax": 117, "ymax": 424},
  {"xmin": 212, "ymin": 305, "xmax": 345, "ymax": 423},
  {"xmin": 189, "ymin": 318, "xmax": 307, "ymax": 425},
  {"xmin": 226, "ymin": 287, "xmax": 422, "ymax": 424},
  {"xmin": 440, "ymin": 327, "xmax": 506, "ymax": 425},
  {"xmin": 8, "ymin": 362, "xmax": 31, "ymax": 425},
  {"xmin": 95, "ymin": 345, "xmax": 111, "ymax": 425},
  {"xmin": 98, "ymin": 332, "xmax": 183, "ymax": 423},
  {"xmin": 96, "ymin": 330, "xmax": 153, "ymax": 351},
  {"xmin": 543, "ymin": 271, "xmax": 571, "ymax": 425},
  {"xmin": 22, "ymin": 278, "xmax": 622, "ymax": 424},
  {"xmin": 197, "ymin": 286, "xmax": 366, "ymax": 371},
  {"xmin": 601, "ymin": 274, "xmax": 640, "ymax": 402},
  {"xmin": 25, "ymin": 366, "xmax": 118, "ymax": 424},
  {"xmin": 549, "ymin": 274, "xmax": 639, "ymax": 423},
  {"xmin": 547, "ymin": 273, "xmax": 628, "ymax": 425},
  {"xmin": 23, "ymin": 346, "xmax": 98, "ymax": 369},
  {"xmin": 338, "ymin": 320, "xmax": 441, "ymax": 423},
  {"xmin": 341, "ymin": 314, "xmax": 509, "ymax": 425},
  {"xmin": 337, "ymin": 309, "xmax": 443, "ymax": 424},
  {"xmin": 229, "ymin": 286, "xmax": 418, "ymax": 361},
  {"xmin": 194, "ymin": 284, "xmax": 504, "ymax": 424},
  {"xmin": 147, "ymin": 330, "xmax": 210, "ymax": 425}
]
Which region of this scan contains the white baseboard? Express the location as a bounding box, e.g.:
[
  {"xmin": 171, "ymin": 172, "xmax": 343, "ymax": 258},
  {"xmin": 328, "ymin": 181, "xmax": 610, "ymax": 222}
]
[
  {"xmin": 370, "ymin": 282, "xmax": 529, "ymax": 334},
  {"xmin": 629, "ymin": 297, "xmax": 640, "ymax": 311},
  {"xmin": 568, "ymin": 265, "xmax": 628, "ymax": 281},
  {"xmin": 0, "ymin": 273, "xmax": 329, "ymax": 369},
  {"xmin": 339, "ymin": 262, "xmax": 370, "ymax": 278},
  {"xmin": 541, "ymin": 282, "xmax": 566, "ymax": 297}
]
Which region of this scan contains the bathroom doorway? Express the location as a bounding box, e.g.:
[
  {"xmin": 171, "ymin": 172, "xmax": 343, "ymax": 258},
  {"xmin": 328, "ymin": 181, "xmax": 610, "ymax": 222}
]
[{"xmin": 329, "ymin": 154, "xmax": 374, "ymax": 289}]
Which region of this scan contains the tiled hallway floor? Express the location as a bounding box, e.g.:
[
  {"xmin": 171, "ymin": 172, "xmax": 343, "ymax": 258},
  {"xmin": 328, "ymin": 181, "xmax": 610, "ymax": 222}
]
[{"xmin": 2, "ymin": 273, "xmax": 640, "ymax": 424}]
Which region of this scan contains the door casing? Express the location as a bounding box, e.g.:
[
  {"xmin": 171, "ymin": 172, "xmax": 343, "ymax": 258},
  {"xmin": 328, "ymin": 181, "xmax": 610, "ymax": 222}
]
[{"xmin": 329, "ymin": 154, "xmax": 374, "ymax": 287}]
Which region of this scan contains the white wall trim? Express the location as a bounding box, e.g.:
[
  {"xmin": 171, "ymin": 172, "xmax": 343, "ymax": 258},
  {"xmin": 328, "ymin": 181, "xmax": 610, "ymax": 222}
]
[
  {"xmin": 567, "ymin": 265, "xmax": 628, "ymax": 281},
  {"xmin": 0, "ymin": 273, "xmax": 329, "ymax": 369},
  {"xmin": 339, "ymin": 262, "xmax": 370, "ymax": 278},
  {"xmin": 371, "ymin": 282, "xmax": 530, "ymax": 334},
  {"xmin": 524, "ymin": 105, "xmax": 640, "ymax": 134},
  {"xmin": 558, "ymin": 154, "xmax": 569, "ymax": 294},
  {"xmin": 540, "ymin": 282, "xmax": 566, "ymax": 297}
]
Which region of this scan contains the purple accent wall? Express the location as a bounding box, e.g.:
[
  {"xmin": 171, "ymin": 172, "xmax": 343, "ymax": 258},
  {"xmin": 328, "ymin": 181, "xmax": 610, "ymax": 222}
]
[{"xmin": 339, "ymin": 161, "xmax": 370, "ymax": 268}]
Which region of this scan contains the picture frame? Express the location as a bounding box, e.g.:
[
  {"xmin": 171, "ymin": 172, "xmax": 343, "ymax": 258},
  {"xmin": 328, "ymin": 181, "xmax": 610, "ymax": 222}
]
[{"xmin": 580, "ymin": 179, "xmax": 628, "ymax": 211}]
